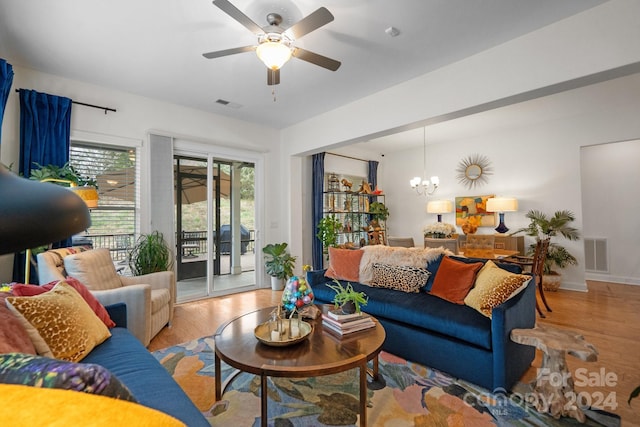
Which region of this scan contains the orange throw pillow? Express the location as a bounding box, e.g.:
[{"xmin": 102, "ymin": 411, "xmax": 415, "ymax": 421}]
[
  {"xmin": 324, "ymin": 247, "xmax": 364, "ymax": 282},
  {"xmin": 428, "ymin": 256, "xmax": 484, "ymax": 304}
]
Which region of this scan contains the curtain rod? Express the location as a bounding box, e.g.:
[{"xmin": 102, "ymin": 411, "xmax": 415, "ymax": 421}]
[
  {"xmin": 15, "ymin": 89, "xmax": 116, "ymax": 114},
  {"xmin": 326, "ymin": 152, "xmax": 369, "ymax": 163}
]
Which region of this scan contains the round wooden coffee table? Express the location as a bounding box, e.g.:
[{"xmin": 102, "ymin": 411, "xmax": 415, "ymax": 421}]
[{"xmin": 214, "ymin": 305, "xmax": 386, "ymax": 427}]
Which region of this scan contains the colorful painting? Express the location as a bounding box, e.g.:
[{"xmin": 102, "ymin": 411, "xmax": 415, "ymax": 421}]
[{"xmin": 455, "ymin": 194, "xmax": 496, "ymax": 227}]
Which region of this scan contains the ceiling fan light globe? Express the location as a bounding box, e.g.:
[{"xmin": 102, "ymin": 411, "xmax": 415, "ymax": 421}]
[{"xmin": 256, "ymin": 41, "xmax": 292, "ymax": 70}]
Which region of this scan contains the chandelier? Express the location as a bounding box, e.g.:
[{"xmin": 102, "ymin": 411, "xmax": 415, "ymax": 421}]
[{"xmin": 410, "ymin": 127, "xmax": 439, "ymax": 196}]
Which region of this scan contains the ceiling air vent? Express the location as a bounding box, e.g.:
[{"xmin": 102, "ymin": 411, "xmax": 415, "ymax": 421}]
[{"xmin": 215, "ymin": 99, "xmax": 242, "ymax": 109}]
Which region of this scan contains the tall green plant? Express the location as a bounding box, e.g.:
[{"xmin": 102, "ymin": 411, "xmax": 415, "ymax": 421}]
[
  {"xmin": 316, "ymin": 215, "xmax": 342, "ymax": 254},
  {"xmin": 128, "ymin": 231, "xmax": 173, "ymax": 275},
  {"xmin": 262, "ymin": 242, "xmax": 296, "ymax": 280},
  {"xmin": 512, "ymin": 209, "xmax": 580, "ymax": 274}
]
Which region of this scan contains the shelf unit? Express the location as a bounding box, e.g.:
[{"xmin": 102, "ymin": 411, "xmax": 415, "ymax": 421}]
[{"xmin": 323, "ymin": 191, "xmax": 385, "ymax": 247}]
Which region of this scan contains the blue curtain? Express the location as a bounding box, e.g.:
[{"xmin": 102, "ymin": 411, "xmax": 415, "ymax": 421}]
[
  {"xmin": 18, "ymin": 89, "xmax": 72, "ymax": 176},
  {"xmin": 368, "ymin": 160, "xmax": 379, "ymax": 191},
  {"xmin": 13, "ymin": 89, "xmax": 73, "ymax": 282},
  {"xmin": 0, "ymin": 59, "xmax": 13, "ymax": 146},
  {"xmin": 312, "ymin": 152, "xmax": 325, "ymax": 270}
]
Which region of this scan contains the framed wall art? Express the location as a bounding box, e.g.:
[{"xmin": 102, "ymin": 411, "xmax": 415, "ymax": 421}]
[{"xmin": 455, "ymin": 194, "xmax": 496, "ymax": 227}]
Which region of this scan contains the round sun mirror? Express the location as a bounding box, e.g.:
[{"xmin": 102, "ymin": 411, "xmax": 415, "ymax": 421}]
[
  {"xmin": 456, "ymin": 154, "xmax": 493, "ymax": 189},
  {"xmin": 465, "ymin": 164, "xmax": 482, "ymax": 180}
]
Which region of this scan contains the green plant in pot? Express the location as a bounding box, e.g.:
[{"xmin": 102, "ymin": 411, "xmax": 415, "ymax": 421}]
[
  {"xmin": 511, "ymin": 209, "xmax": 580, "ymax": 291},
  {"xmin": 326, "ymin": 279, "xmax": 368, "ymax": 314},
  {"xmin": 262, "ymin": 242, "xmax": 297, "ymax": 291},
  {"xmin": 29, "ymin": 162, "xmax": 97, "ymax": 187},
  {"xmin": 316, "ymin": 215, "xmax": 342, "ymax": 256},
  {"xmin": 128, "ymin": 231, "xmax": 173, "ymax": 275},
  {"xmin": 368, "ymin": 201, "xmax": 389, "ymax": 225}
]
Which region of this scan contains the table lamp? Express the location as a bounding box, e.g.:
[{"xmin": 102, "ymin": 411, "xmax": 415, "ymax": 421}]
[
  {"xmin": 486, "ymin": 197, "xmax": 518, "ymax": 234},
  {"xmin": 426, "ymin": 200, "xmax": 453, "ymax": 222}
]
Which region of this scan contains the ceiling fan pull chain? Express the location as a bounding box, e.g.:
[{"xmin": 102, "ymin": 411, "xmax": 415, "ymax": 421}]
[{"xmin": 271, "ymin": 70, "xmax": 277, "ymax": 102}]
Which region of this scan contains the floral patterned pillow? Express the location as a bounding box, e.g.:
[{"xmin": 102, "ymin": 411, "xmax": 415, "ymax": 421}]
[{"xmin": 0, "ymin": 353, "xmax": 136, "ymax": 402}]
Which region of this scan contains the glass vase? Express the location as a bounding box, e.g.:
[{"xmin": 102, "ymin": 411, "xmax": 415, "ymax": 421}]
[{"xmin": 281, "ymin": 275, "xmax": 314, "ymax": 315}]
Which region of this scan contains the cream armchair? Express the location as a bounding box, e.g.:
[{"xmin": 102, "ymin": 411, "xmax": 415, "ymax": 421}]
[{"xmin": 37, "ymin": 247, "xmax": 175, "ymax": 347}]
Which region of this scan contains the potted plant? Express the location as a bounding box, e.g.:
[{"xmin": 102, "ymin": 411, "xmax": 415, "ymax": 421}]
[
  {"xmin": 262, "ymin": 242, "xmax": 297, "ymax": 291},
  {"xmin": 326, "ymin": 279, "xmax": 368, "ymax": 314},
  {"xmin": 511, "ymin": 209, "xmax": 580, "ymax": 290},
  {"xmin": 29, "ymin": 162, "xmax": 97, "ymax": 187},
  {"xmin": 368, "ymin": 201, "xmax": 389, "ymax": 224},
  {"xmin": 423, "ymin": 222, "xmax": 456, "ymax": 238},
  {"xmin": 128, "ymin": 231, "xmax": 173, "ymax": 275},
  {"xmin": 316, "ymin": 215, "xmax": 342, "ymax": 255}
]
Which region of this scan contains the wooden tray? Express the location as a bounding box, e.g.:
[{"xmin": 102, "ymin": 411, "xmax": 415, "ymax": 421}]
[{"xmin": 254, "ymin": 320, "xmax": 313, "ymax": 347}]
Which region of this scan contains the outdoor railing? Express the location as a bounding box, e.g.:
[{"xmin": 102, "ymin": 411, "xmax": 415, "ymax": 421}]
[
  {"xmin": 77, "ymin": 229, "xmax": 255, "ymax": 263},
  {"xmin": 180, "ymin": 229, "xmax": 255, "ymax": 257},
  {"xmin": 77, "ymin": 233, "xmax": 134, "ymax": 262}
]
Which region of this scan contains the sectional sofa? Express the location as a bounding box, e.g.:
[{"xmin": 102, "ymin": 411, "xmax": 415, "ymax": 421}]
[
  {"xmin": 0, "ymin": 285, "xmax": 208, "ymax": 426},
  {"xmin": 308, "ymin": 245, "xmax": 536, "ymax": 391}
]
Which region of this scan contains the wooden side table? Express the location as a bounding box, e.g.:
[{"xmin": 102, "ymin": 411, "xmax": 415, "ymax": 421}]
[{"xmin": 511, "ymin": 324, "xmax": 598, "ymax": 422}]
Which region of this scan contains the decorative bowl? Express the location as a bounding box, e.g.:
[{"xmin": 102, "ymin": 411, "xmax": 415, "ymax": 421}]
[{"xmin": 254, "ymin": 320, "xmax": 313, "ymax": 347}]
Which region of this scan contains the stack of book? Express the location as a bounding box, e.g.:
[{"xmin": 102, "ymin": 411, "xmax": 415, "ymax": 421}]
[{"xmin": 322, "ymin": 309, "xmax": 375, "ymax": 336}]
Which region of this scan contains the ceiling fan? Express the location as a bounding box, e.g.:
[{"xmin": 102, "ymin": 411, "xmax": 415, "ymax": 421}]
[{"xmin": 203, "ymin": 0, "xmax": 341, "ymax": 86}]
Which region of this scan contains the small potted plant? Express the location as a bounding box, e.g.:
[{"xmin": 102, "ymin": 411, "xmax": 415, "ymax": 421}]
[
  {"xmin": 423, "ymin": 222, "xmax": 457, "ymax": 238},
  {"xmin": 262, "ymin": 242, "xmax": 297, "ymax": 291},
  {"xmin": 128, "ymin": 231, "xmax": 173, "ymax": 275},
  {"xmin": 29, "ymin": 162, "xmax": 97, "ymax": 188},
  {"xmin": 368, "ymin": 201, "xmax": 389, "ymax": 224},
  {"xmin": 326, "ymin": 279, "xmax": 368, "ymax": 314}
]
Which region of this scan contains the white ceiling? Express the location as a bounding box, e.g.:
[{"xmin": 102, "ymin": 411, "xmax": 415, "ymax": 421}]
[{"xmin": 0, "ymin": 0, "xmax": 606, "ymax": 130}]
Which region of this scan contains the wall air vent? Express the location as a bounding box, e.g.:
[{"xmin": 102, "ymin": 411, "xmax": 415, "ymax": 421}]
[
  {"xmin": 215, "ymin": 99, "xmax": 242, "ymax": 109},
  {"xmin": 584, "ymin": 238, "xmax": 608, "ymax": 273}
]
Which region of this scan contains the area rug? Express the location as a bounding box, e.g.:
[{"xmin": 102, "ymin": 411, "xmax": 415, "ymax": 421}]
[{"xmin": 152, "ymin": 336, "xmax": 620, "ymax": 427}]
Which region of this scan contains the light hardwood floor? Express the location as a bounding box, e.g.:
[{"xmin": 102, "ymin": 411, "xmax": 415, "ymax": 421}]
[{"xmin": 148, "ymin": 281, "xmax": 640, "ymax": 426}]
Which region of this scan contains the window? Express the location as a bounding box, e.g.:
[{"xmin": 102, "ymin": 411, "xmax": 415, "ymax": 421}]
[{"xmin": 69, "ymin": 142, "xmax": 137, "ymax": 261}]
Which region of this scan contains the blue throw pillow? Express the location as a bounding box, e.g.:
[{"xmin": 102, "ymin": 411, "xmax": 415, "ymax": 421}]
[{"xmin": 423, "ymin": 254, "xmax": 444, "ymax": 292}]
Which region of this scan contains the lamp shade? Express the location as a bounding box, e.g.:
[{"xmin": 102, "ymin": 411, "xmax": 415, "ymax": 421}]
[
  {"xmin": 426, "ymin": 200, "xmax": 453, "ymax": 214},
  {"xmin": 0, "ymin": 165, "xmax": 91, "ymax": 255},
  {"xmin": 486, "ymin": 197, "xmax": 518, "ymax": 213},
  {"xmin": 256, "ymin": 41, "xmax": 292, "ymax": 70}
]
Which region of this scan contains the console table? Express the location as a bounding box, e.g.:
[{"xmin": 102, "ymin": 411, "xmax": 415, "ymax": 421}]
[{"xmin": 458, "ymin": 234, "xmax": 524, "ymax": 255}]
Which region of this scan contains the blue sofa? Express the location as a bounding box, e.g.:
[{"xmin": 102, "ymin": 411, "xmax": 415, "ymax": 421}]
[
  {"xmin": 308, "ymin": 255, "xmax": 536, "ymax": 392},
  {"xmin": 82, "ymin": 303, "xmax": 209, "ymax": 427}
]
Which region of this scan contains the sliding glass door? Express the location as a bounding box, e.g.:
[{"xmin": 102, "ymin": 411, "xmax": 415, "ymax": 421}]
[{"xmin": 174, "ymin": 155, "xmax": 256, "ymax": 302}]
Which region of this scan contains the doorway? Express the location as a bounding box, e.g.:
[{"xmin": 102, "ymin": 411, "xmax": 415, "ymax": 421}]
[{"xmin": 174, "ymin": 155, "xmax": 257, "ymax": 302}]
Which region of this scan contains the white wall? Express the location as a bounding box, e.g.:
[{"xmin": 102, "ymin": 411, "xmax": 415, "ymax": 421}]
[
  {"xmin": 380, "ymin": 82, "xmax": 640, "ymax": 291},
  {"xmin": 0, "ymin": 65, "xmax": 282, "ymax": 285},
  {"xmin": 581, "ymin": 140, "xmax": 640, "ymax": 285}
]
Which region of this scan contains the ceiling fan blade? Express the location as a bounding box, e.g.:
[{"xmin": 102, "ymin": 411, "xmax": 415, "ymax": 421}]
[
  {"xmin": 212, "ymin": 0, "xmax": 263, "ymax": 35},
  {"xmin": 284, "ymin": 7, "xmax": 334, "ymax": 40},
  {"xmin": 203, "ymin": 45, "xmax": 256, "ymax": 59},
  {"xmin": 292, "ymin": 48, "xmax": 341, "ymax": 71},
  {"xmin": 267, "ymin": 69, "xmax": 280, "ymax": 86}
]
